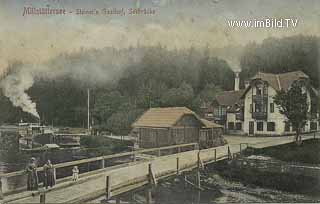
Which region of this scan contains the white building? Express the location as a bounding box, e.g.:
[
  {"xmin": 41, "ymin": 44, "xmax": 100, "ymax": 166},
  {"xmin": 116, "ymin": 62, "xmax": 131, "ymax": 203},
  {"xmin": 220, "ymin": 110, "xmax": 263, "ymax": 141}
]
[{"xmin": 241, "ymin": 71, "xmax": 318, "ymax": 136}]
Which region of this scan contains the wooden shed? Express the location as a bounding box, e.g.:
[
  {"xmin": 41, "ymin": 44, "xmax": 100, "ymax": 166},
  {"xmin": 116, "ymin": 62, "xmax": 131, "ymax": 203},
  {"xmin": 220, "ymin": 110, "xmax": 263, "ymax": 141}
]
[{"xmin": 131, "ymin": 107, "xmax": 225, "ymax": 149}]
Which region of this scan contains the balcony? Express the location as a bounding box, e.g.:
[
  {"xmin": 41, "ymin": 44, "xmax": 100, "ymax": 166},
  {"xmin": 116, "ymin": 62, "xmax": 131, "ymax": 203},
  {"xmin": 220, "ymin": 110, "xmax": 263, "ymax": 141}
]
[
  {"xmin": 252, "ymin": 112, "xmax": 267, "ymax": 120},
  {"xmin": 253, "ymin": 95, "xmax": 268, "ymax": 103}
]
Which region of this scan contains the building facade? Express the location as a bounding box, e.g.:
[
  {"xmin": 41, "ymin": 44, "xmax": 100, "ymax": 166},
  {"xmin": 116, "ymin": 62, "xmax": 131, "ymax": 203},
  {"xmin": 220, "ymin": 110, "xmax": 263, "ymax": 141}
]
[
  {"xmin": 202, "ymin": 72, "xmax": 245, "ymax": 134},
  {"xmin": 205, "ymin": 70, "xmax": 319, "ymax": 136},
  {"xmin": 242, "ymin": 71, "xmax": 319, "ymax": 136},
  {"xmin": 131, "ymin": 107, "xmax": 225, "ymax": 149}
]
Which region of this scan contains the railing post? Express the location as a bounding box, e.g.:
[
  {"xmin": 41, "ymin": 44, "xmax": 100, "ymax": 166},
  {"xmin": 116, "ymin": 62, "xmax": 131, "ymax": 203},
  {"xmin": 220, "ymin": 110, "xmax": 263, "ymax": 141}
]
[
  {"xmin": 53, "ymin": 168, "xmax": 56, "ymax": 182},
  {"xmin": 0, "ymin": 177, "xmax": 3, "ymax": 201},
  {"xmin": 146, "ymin": 187, "xmax": 152, "ymax": 204},
  {"xmin": 197, "ymin": 152, "xmax": 201, "ymax": 189},
  {"xmin": 227, "ymin": 146, "xmax": 231, "ymax": 160},
  {"xmin": 148, "ymin": 163, "xmax": 157, "ymax": 186},
  {"xmin": 214, "ymin": 149, "xmax": 217, "ymax": 162},
  {"xmin": 101, "ymin": 159, "xmax": 105, "ymax": 169},
  {"xmin": 176, "ymin": 157, "xmax": 180, "ymax": 175},
  {"xmin": 40, "ymin": 189, "xmax": 46, "ymax": 204},
  {"xmin": 240, "ymin": 144, "xmax": 242, "ymax": 155},
  {"xmin": 106, "ymin": 175, "xmax": 111, "ymax": 200},
  {"xmin": 116, "ymin": 197, "xmax": 121, "ymax": 204},
  {"xmin": 157, "ymin": 149, "xmax": 161, "ymax": 157}
]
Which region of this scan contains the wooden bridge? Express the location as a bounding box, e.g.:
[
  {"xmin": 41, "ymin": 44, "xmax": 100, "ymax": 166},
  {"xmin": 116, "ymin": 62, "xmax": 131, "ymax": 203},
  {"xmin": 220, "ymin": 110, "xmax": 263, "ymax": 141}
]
[{"xmin": 0, "ymin": 133, "xmax": 318, "ymax": 204}]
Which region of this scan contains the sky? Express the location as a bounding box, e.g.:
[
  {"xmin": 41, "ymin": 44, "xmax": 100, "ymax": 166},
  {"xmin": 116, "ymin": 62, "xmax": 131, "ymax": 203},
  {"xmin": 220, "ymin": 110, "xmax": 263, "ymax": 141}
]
[{"xmin": 0, "ymin": 0, "xmax": 319, "ymax": 73}]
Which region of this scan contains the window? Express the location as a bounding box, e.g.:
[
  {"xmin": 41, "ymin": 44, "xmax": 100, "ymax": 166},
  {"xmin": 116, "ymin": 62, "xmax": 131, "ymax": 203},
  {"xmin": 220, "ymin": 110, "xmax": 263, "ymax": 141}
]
[
  {"xmin": 270, "ymin": 103, "xmax": 274, "ymax": 113},
  {"xmin": 256, "ymin": 88, "xmax": 262, "ymax": 95},
  {"xmin": 228, "ymin": 122, "xmax": 235, "ymax": 130},
  {"xmin": 310, "ymin": 122, "xmax": 317, "ymax": 131},
  {"xmin": 285, "ymin": 122, "xmax": 290, "ymax": 132},
  {"xmin": 236, "ymin": 122, "xmax": 242, "ymax": 130},
  {"xmin": 250, "ymin": 104, "xmax": 253, "ymax": 113},
  {"xmin": 221, "ymin": 107, "xmax": 227, "ymax": 115},
  {"xmin": 257, "ymin": 122, "xmax": 264, "ymax": 131},
  {"xmin": 263, "ymin": 86, "xmax": 268, "ymax": 95},
  {"xmin": 267, "ymin": 122, "xmax": 276, "ymax": 131},
  {"xmin": 255, "ymin": 103, "xmax": 262, "ymax": 112},
  {"xmin": 214, "ymin": 108, "xmax": 219, "ymax": 116}
]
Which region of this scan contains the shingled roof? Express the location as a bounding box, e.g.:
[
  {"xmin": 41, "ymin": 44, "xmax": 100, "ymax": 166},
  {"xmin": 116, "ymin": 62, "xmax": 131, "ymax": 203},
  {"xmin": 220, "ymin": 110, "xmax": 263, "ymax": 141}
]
[
  {"xmin": 132, "ymin": 107, "xmax": 224, "ymax": 130},
  {"xmin": 252, "ymin": 71, "xmax": 309, "ymax": 91},
  {"xmin": 215, "ymin": 90, "xmax": 245, "ymax": 107},
  {"xmin": 132, "ymin": 107, "xmax": 200, "ymax": 128}
]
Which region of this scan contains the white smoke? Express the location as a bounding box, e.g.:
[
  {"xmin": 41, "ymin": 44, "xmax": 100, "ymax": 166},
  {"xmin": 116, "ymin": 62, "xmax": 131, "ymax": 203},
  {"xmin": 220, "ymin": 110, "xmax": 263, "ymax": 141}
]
[{"xmin": 0, "ymin": 64, "xmax": 40, "ymax": 119}]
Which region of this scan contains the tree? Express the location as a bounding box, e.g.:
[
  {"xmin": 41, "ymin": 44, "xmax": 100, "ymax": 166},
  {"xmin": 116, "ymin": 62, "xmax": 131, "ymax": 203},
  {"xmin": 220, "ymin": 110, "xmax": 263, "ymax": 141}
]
[{"xmin": 273, "ymin": 80, "xmax": 309, "ymax": 145}]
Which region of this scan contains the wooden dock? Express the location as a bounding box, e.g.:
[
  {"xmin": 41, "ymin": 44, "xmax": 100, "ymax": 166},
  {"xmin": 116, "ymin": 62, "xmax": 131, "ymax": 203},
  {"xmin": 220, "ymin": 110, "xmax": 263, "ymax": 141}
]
[{"xmin": 0, "ymin": 133, "xmax": 317, "ymax": 204}]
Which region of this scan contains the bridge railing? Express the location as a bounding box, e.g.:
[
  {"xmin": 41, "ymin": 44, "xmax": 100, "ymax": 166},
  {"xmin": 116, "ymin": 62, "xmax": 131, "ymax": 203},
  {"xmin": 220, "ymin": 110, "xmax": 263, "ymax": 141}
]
[{"xmin": 0, "ymin": 142, "xmax": 198, "ymax": 196}]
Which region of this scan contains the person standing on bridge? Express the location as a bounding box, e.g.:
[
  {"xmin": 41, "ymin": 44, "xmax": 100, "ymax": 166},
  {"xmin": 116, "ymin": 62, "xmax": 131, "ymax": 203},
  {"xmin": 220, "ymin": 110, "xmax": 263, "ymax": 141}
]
[
  {"xmin": 43, "ymin": 160, "xmax": 56, "ymax": 189},
  {"xmin": 26, "ymin": 157, "xmax": 39, "ymax": 191},
  {"xmin": 72, "ymin": 166, "xmax": 79, "ymax": 181}
]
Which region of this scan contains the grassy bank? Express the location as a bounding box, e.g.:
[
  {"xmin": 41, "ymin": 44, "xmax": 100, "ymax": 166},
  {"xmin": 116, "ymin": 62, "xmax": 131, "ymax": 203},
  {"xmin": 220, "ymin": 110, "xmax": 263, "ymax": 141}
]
[{"xmin": 250, "ymin": 139, "xmax": 320, "ymax": 164}]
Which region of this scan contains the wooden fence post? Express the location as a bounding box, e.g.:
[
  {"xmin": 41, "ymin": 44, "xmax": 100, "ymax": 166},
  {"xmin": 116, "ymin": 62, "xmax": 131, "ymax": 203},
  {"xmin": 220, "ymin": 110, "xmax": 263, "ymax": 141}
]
[
  {"xmin": 148, "ymin": 163, "xmax": 157, "ymax": 186},
  {"xmin": 227, "ymin": 146, "xmax": 231, "ymax": 160},
  {"xmin": 197, "ymin": 151, "xmax": 201, "ymax": 189},
  {"xmin": 116, "ymin": 197, "xmax": 121, "ymax": 204},
  {"xmin": 0, "ymin": 177, "xmax": 3, "ymax": 201},
  {"xmin": 214, "ymin": 149, "xmax": 217, "ymax": 162},
  {"xmin": 101, "ymin": 159, "xmax": 105, "ymax": 169},
  {"xmin": 146, "ymin": 187, "xmax": 152, "ymax": 204},
  {"xmin": 53, "ymin": 168, "xmax": 56, "ymax": 182},
  {"xmin": 40, "ymin": 190, "xmax": 46, "ymax": 204},
  {"xmin": 106, "ymin": 175, "xmax": 111, "ymax": 200},
  {"xmin": 176, "ymin": 157, "xmax": 180, "ymax": 175}
]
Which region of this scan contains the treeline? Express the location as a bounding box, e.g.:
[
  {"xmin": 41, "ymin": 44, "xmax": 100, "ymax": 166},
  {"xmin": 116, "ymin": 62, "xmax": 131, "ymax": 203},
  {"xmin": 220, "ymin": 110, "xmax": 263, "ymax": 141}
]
[
  {"xmin": 0, "ymin": 45, "xmax": 234, "ymax": 134},
  {"xmin": 0, "ymin": 35, "xmax": 318, "ymax": 135},
  {"xmin": 240, "ymin": 35, "xmax": 319, "ymax": 88}
]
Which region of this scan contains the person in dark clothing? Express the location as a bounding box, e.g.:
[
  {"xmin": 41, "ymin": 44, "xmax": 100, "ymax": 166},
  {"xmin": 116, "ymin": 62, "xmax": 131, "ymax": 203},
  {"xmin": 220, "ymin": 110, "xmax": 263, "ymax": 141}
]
[
  {"xmin": 26, "ymin": 157, "xmax": 39, "ymax": 191},
  {"xmin": 43, "ymin": 160, "xmax": 56, "ymax": 189}
]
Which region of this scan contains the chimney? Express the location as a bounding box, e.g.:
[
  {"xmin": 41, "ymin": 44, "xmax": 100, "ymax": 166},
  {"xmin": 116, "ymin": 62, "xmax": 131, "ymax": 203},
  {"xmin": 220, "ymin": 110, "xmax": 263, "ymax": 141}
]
[{"xmin": 234, "ymin": 71, "xmax": 240, "ymax": 91}]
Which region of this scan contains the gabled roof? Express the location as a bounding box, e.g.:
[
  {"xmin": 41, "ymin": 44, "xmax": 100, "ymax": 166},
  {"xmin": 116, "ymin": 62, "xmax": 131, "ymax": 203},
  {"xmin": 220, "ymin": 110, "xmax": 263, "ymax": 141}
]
[
  {"xmin": 215, "ymin": 90, "xmax": 245, "ymax": 107},
  {"xmin": 252, "ymin": 71, "xmax": 309, "ymax": 91},
  {"xmin": 241, "ymin": 71, "xmax": 311, "ymax": 98},
  {"xmin": 132, "ymin": 107, "xmax": 203, "ymax": 128}
]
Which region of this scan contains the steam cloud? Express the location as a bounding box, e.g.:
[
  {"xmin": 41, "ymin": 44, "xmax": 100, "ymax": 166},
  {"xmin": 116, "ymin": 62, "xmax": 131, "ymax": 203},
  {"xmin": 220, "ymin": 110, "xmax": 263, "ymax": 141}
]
[
  {"xmin": 0, "ymin": 64, "xmax": 40, "ymax": 119},
  {"xmin": 0, "ymin": 48, "xmax": 143, "ymax": 119}
]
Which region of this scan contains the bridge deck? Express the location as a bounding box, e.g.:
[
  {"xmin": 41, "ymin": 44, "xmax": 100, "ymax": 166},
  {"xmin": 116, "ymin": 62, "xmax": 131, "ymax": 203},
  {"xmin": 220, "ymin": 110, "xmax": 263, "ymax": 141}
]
[{"xmin": 3, "ymin": 134, "xmax": 316, "ymax": 204}]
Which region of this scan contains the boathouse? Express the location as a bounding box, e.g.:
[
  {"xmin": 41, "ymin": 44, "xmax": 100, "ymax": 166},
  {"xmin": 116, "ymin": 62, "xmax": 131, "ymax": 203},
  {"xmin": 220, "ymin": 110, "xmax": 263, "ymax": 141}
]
[{"xmin": 131, "ymin": 107, "xmax": 225, "ymax": 149}]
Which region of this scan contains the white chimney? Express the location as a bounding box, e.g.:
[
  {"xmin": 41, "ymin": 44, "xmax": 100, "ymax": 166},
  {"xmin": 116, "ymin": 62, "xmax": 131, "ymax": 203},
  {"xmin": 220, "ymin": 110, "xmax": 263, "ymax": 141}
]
[{"xmin": 234, "ymin": 71, "xmax": 240, "ymax": 91}]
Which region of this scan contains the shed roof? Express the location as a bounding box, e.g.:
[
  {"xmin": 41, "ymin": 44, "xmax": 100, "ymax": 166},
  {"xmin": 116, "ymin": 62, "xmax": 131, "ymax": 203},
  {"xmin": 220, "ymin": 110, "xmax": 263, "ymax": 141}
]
[{"xmin": 132, "ymin": 107, "xmax": 202, "ymax": 128}]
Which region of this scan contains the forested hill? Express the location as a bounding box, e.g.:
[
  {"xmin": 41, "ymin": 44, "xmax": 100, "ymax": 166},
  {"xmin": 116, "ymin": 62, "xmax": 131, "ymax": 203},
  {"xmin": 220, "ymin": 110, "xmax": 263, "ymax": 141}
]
[
  {"xmin": 0, "ymin": 35, "xmax": 318, "ymax": 134},
  {"xmin": 0, "ymin": 45, "xmax": 235, "ymax": 133},
  {"xmin": 240, "ymin": 35, "xmax": 319, "ymax": 88}
]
